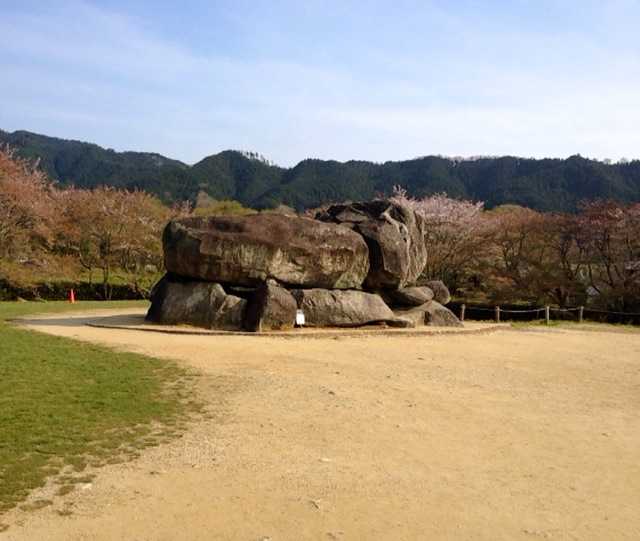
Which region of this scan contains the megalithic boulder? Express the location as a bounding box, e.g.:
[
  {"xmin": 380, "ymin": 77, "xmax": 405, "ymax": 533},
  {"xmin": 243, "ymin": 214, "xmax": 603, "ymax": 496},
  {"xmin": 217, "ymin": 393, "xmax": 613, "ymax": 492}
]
[
  {"xmin": 316, "ymin": 200, "xmax": 427, "ymax": 290},
  {"xmin": 244, "ymin": 279, "xmax": 298, "ymax": 331},
  {"xmin": 422, "ymin": 280, "xmax": 451, "ymax": 305},
  {"xmin": 163, "ymin": 214, "xmax": 370, "ymax": 289},
  {"xmin": 291, "ymin": 288, "xmax": 411, "ymax": 328},
  {"xmin": 384, "ymin": 286, "xmax": 435, "ymax": 307},
  {"xmin": 146, "ymin": 275, "xmax": 246, "ymax": 330},
  {"xmin": 393, "ymin": 300, "xmax": 462, "ymax": 327}
]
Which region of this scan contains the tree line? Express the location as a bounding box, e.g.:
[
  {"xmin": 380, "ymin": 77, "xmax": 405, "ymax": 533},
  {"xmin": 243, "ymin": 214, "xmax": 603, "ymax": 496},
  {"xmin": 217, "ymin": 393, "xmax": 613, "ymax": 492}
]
[
  {"xmin": 0, "ymin": 147, "xmax": 187, "ymax": 299},
  {"xmin": 390, "ymin": 187, "xmax": 640, "ymax": 312},
  {"xmin": 1, "ymin": 146, "xmax": 639, "ymax": 311},
  {"xmin": 3, "ymin": 129, "xmax": 640, "ymax": 213}
]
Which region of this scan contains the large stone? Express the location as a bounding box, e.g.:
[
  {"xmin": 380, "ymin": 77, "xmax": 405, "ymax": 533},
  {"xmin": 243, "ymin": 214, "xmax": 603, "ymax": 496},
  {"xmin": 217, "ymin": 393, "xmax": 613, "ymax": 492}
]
[
  {"xmin": 316, "ymin": 200, "xmax": 427, "ymax": 290},
  {"xmin": 394, "ymin": 300, "xmax": 462, "ymax": 327},
  {"xmin": 423, "ymin": 300, "xmax": 461, "ymax": 326},
  {"xmin": 163, "ymin": 214, "xmax": 369, "ymax": 289},
  {"xmin": 392, "ymin": 306, "xmax": 426, "ymax": 327},
  {"xmin": 424, "ymin": 280, "xmax": 451, "ymax": 305},
  {"xmin": 245, "ymin": 279, "xmax": 297, "ymax": 331},
  {"xmin": 385, "ymin": 286, "xmax": 434, "ymax": 307},
  {"xmin": 291, "ymin": 288, "xmax": 401, "ymax": 327},
  {"xmin": 146, "ymin": 275, "xmax": 246, "ymax": 330}
]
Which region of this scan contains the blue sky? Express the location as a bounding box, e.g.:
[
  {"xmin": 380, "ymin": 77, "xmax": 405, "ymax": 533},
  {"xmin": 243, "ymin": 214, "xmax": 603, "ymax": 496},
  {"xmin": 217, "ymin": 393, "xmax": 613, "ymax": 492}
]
[{"xmin": 1, "ymin": 0, "xmax": 639, "ymax": 166}]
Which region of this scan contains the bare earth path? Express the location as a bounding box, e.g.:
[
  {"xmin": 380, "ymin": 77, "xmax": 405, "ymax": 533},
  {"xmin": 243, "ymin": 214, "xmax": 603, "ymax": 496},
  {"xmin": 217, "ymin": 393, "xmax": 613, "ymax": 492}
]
[{"xmin": 3, "ymin": 310, "xmax": 640, "ymax": 540}]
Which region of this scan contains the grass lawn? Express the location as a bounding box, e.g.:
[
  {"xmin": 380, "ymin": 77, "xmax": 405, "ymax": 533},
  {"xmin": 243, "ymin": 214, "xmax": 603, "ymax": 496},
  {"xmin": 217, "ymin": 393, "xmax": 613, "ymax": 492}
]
[
  {"xmin": 0, "ymin": 300, "xmax": 198, "ymax": 516},
  {"xmin": 510, "ymin": 319, "xmax": 640, "ymax": 333}
]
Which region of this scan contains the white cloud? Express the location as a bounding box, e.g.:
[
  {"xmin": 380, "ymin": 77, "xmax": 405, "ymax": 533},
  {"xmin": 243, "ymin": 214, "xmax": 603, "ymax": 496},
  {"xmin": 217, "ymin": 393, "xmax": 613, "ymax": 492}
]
[{"xmin": 1, "ymin": 0, "xmax": 639, "ymax": 166}]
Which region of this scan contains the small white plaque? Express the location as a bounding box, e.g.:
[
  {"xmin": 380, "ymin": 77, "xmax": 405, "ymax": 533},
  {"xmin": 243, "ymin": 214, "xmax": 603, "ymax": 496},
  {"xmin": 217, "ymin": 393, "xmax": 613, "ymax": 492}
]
[{"xmin": 295, "ymin": 309, "xmax": 305, "ymax": 326}]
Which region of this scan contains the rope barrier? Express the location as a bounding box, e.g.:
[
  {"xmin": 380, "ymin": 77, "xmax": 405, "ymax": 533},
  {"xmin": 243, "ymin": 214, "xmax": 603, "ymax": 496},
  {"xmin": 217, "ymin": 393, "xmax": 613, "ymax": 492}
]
[
  {"xmin": 459, "ymin": 303, "xmax": 640, "ymax": 319},
  {"xmin": 499, "ymin": 308, "xmax": 544, "ymax": 314},
  {"xmin": 464, "ymin": 306, "xmax": 543, "ymax": 314},
  {"xmin": 582, "ymin": 308, "xmax": 640, "ymax": 316}
]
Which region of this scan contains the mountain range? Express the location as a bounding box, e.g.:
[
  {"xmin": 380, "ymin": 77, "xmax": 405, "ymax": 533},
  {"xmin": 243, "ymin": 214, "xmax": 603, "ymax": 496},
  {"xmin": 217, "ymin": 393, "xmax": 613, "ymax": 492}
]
[{"xmin": 2, "ymin": 128, "xmax": 639, "ymax": 212}]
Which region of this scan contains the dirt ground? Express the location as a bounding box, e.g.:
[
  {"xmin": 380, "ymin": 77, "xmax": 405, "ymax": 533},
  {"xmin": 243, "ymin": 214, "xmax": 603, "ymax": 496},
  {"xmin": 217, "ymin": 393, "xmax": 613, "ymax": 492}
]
[{"xmin": 3, "ymin": 309, "xmax": 640, "ymax": 541}]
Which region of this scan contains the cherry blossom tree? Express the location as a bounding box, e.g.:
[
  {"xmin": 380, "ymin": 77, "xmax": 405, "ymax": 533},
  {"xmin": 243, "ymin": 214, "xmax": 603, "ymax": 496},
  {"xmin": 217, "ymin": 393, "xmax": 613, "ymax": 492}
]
[
  {"xmin": 57, "ymin": 187, "xmax": 171, "ymax": 298},
  {"xmin": 0, "ymin": 146, "xmax": 56, "ymax": 259},
  {"xmin": 576, "ymin": 201, "xmax": 640, "ymax": 310},
  {"xmin": 390, "ymin": 186, "xmax": 487, "ymax": 292}
]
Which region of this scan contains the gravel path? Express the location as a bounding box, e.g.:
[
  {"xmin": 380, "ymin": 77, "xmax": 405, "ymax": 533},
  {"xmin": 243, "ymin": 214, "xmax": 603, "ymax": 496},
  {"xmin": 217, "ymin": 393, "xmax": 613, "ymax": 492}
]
[{"xmin": 3, "ymin": 310, "xmax": 640, "ymax": 540}]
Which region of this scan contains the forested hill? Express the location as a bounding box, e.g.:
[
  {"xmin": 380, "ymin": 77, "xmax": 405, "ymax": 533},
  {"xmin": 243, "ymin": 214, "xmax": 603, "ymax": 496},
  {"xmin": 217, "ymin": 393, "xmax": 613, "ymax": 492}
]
[{"xmin": 2, "ymin": 128, "xmax": 639, "ymax": 212}]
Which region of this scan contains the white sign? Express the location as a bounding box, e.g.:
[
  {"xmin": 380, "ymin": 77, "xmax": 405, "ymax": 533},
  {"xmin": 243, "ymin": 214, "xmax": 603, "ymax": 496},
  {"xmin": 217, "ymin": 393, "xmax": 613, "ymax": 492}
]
[{"xmin": 295, "ymin": 309, "xmax": 305, "ymax": 326}]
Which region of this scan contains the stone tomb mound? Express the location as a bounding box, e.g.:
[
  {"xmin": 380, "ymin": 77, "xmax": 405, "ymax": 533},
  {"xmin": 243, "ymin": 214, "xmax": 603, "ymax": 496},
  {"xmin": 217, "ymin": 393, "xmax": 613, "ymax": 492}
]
[{"xmin": 147, "ymin": 202, "xmax": 462, "ymax": 331}]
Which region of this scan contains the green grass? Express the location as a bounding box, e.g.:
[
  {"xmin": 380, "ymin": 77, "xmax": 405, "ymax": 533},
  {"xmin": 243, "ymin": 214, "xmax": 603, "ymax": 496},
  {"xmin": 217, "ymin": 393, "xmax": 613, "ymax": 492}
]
[
  {"xmin": 0, "ymin": 300, "xmax": 198, "ymax": 515},
  {"xmin": 0, "ymin": 300, "xmax": 148, "ymax": 321},
  {"xmin": 510, "ymin": 319, "xmax": 640, "ymax": 333}
]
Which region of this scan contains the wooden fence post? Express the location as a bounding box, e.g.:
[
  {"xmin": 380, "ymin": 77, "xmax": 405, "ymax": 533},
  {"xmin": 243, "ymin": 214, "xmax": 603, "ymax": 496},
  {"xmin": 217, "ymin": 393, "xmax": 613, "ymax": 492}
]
[
  {"xmin": 460, "ymin": 303, "xmax": 466, "ymax": 322},
  {"xmin": 578, "ymin": 306, "xmax": 584, "ymax": 323},
  {"xmin": 545, "ymin": 306, "xmax": 550, "ymax": 325},
  {"xmin": 495, "ymin": 305, "xmax": 500, "ymax": 323}
]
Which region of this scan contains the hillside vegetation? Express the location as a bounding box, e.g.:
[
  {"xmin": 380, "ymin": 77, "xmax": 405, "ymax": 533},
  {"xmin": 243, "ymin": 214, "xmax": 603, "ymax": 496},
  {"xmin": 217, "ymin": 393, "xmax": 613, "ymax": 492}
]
[
  {"xmin": 2, "ymin": 144, "xmax": 639, "ymax": 312},
  {"xmin": 2, "ymin": 129, "xmax": 640, "ymax": 212}
]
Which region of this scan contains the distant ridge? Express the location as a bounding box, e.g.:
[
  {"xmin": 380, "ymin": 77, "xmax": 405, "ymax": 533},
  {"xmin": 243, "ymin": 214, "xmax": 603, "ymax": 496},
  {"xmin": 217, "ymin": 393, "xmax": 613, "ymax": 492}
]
[{"xmin": 1, "ymin": 128, "xmax": 639, "ymax": 212}]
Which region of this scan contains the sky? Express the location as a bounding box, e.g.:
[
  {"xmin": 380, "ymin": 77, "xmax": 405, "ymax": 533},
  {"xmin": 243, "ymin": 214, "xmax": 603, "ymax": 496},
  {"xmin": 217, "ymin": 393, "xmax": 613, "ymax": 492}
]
[{"xmin": 1, "ymin": 0, "xmax": 639, "ymax": 166}]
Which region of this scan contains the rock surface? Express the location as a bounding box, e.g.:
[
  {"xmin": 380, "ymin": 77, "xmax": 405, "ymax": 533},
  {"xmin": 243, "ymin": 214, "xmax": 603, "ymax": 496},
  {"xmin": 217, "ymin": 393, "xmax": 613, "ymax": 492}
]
[
  {"xmin": 163, "ymin": 214, "xmax": 369, "ymax": 289},
  {"xmin": 423, "ymin": 300, "xmax": 461, "ymax": 326},
  {"xmin": 317, "ymin": 200, "xmax": 427, "ymax": 290},
  {"xmin": 146, "ymin": 275, "xmax": 246, "ymax": 330},
  {"xmin": 393, "ymin": 300, "xmax": 462, "ymax": 327},
  {"xmin": 291, "ymin": 288, "xmax": 400, "ymax": 327},
  {"xmin": 423, "ymin": 280, "xmax": 451, "ymax": 305},
  {"xmin": 244, "ymin": 279, "xmax": 297, "ymax": 331},
  {"xmin": 385, "ymin": 286, "xmax": 434, "ymax": 307},
  {"xmin": 148, "ymin": 199, "xmax": 460, "ymax": 332}
]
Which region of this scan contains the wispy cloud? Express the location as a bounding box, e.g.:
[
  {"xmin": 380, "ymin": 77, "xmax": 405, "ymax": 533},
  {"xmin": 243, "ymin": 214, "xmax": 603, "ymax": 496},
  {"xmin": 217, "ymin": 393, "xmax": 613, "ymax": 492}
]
[{"xmin": 1, "ymin": 0, "xmax": 639, "ymax": 165}]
